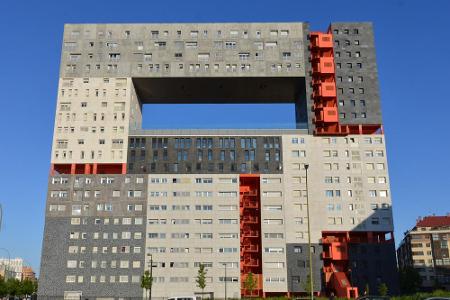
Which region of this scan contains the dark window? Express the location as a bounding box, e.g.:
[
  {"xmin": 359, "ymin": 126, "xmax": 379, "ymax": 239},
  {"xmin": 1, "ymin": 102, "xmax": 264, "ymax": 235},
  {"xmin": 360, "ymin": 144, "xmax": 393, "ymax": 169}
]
[
  {"xmin": 207, "ymin": 149, "xmax": 213, "ymax": 161},
  {"xmin": 230, "ymin": 150, "xmax": 236, "ymax": 161},
  {"xmin": 250, "ymin": 150, "xmax": 255, "ymax": 161}
]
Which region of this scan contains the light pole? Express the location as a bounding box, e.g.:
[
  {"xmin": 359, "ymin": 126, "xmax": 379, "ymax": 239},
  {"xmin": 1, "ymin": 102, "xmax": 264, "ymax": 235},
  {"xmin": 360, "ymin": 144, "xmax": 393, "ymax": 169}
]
[
  {"xmin": 222, "ymin": 263, "xmax": 227, "ymax": 300},
  {"xmin": 304, "ymin": 164, "xmax": 314, "ymax": 300},
  {"xmin": 0, "ymin": 247, "xmax": 11, "ymax": 280}
]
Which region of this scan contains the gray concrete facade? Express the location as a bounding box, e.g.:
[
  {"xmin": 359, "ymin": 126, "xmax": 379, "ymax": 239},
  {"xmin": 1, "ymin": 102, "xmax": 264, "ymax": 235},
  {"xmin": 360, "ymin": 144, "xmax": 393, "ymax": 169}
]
[
  {"xmin": 331, "ymin": 23, "xmax": 383, "ymax": 125},
  {"xmin": 39, "ymin": 175, "xmax": 147, "ymax": 299}
]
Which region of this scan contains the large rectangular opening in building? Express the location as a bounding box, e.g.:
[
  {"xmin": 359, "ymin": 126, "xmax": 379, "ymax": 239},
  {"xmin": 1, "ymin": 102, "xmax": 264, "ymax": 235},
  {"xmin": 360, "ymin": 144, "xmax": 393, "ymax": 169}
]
[
  {"xmin": 133, "ymin": 77, "xmax": 308, "ymax": 129},
  {"xmin": 141, "ymin": 103, "xmax": 298, "ymax": 129}
]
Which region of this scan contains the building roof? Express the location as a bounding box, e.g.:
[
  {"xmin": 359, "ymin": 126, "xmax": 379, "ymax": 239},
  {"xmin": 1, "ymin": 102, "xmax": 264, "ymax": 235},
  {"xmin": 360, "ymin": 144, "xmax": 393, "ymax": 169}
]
[{"xmin": 416, "ymin": 216, "xmax": 450, "ymax": 227}]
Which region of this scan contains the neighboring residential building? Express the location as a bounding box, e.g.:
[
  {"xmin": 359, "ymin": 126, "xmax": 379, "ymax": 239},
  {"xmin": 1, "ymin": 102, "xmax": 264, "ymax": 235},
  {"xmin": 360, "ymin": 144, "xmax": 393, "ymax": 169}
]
[
  {"xmin": 22, "ymin": 266, "xmax": 37, "ymax": 282},
  {"xmin": 38, "ymin": 22, "xmax": 398, "ymax": 300},
  {"xmin": 397, "ymin": 215, "xmax": 450, "ymax": 290},
  {"xmin": 0, "ymin": 258, "xmax": 23, "ymax": 280}
]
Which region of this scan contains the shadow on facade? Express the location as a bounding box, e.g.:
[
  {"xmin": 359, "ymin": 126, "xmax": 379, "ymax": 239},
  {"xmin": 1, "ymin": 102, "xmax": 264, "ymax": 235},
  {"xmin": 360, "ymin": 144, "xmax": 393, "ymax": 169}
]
[{"xmin": 285, "ymin": 209, "xmax": 399, "ymax": 297}]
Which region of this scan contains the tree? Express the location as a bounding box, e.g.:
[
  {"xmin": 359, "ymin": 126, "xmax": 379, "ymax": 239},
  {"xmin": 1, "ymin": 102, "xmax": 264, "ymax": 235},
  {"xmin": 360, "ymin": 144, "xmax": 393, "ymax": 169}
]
[
  {"xmin": 364, "ymin": 283, "xmax": 370, "ymax": 295},
  {"xmin": 243, "ymin": 272, "xmax": 257, "ymax": 297},
  {"xmin": 378, "ymin": 283, "xmax": 388, "ymax": 296},
  {"xmin": 196, "ymin": 264, "xmax": 207, "ymax": 295},
  {"xmin": 399, "ymin": 267, "xmax": 422, "ymax": 294},
  {"xmin": 21, "ymin": 279, "xmax": 36, "ymax": 296},
  {"xmin": 5, "ymin": 278, "xmax": 21, "ymax": 297},
  {"xmin": 301, "ymin": 274, "xmax": 313, "ymax": 295},
  {"xmin": 141, "ymin": 270, "xmax": 153, "ymax": 300},
  {"xmin": 0, "ymin": 276, "xmax": 6, "ymax": 298}
]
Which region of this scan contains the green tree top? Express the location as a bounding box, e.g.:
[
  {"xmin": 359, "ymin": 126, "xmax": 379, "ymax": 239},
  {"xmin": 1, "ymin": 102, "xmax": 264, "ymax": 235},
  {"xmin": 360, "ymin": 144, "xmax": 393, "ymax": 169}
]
[
  {"xmin": 196, "ymin": 264, "xmax": 208, "ymax": 292},
  {"xmin": 141, "ymin": 270, "xmax": 153, "ymax": 300},
  {"xmin": 378, "ymin": 283, "xmax": 388, "ymax": 296},
  {"xmin": 243, "ymin": 272, "xmax": 257, "ymax": 296}
]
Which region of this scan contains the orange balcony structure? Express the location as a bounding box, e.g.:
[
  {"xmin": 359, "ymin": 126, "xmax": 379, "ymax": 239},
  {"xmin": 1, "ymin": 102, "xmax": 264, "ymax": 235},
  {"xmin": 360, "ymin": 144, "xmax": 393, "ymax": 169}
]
[
  {"xmin": 239, "ymin": 175, "xmax": 263, "ymax": 297},
  {"xmin": 315, "ymin": 107, "xmax": 339, "ymax": 123},
  {"xmin": 309, "ymin": 29, "xmax": 382, "ymax": 136},
  {"xmin": 312, "ymin": 57, "xmax": 336, "ymax": 74},
  {"xmin": 322, "ymin": 232, "xmax": 358, "ymax": 298},
  {"xmin": 309, "ymin": 32, "xmax": 334, "ymax": 49}
]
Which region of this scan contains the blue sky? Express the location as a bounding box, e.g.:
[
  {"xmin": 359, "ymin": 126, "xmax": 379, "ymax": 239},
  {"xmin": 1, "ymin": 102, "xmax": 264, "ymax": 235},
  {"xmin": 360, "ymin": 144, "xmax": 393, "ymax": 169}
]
[{"xmin": 0, "ymin": 0, "xmax": 449, "ymax": 274}]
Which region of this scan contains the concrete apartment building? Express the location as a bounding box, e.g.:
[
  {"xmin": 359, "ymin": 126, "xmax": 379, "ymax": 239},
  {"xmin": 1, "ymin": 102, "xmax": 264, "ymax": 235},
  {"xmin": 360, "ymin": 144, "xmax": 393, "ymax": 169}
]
[
  {"xmin": 21, "ymin": 266, "xmax": 37, "ymax": 282},
  {"xmin": 0, "ymin": 258, "xmax": 24, "ymax": 280},
  {"xmin": 39, "ymin": 22, "xmax": 398, "ymax": 299},
  {"xmin": 397, "ymin": 215, "xmax": 450, "ymax": 291}
]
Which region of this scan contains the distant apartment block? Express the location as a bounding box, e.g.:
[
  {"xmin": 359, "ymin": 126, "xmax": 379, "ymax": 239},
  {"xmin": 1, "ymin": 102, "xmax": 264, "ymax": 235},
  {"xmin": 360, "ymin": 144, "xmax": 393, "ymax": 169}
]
[
  {"xmin": 21, "ymin": 266, "xmax": 37, "ymax": 282},
  {"xmin": 397, "ymin": 215, "xmax": 450, "ymax": 290},
  {"xmin": 0, "ymin": 258, "xmax": 24, "ymax": 280},
  {"xmin": 38, "ymin": 22, "xmax": 398, "ymax": 300}
]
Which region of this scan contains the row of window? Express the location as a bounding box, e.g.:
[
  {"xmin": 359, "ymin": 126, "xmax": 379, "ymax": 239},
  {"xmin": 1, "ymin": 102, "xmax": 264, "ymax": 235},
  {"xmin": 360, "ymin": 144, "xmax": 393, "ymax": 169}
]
[
  {"xmin": 57, "ymin": 112, "xmax": 126, "ymax": 125},
  {"xmin": 67, "ymin": 259, "xmax": 141, "ymax": 269},
  {"xmin": 325, "ymin": 216, "xmax": 391, "ymax": 226},
  {"xmin": 68, "ymin": 245, "xmax": 140, "ymax": 254},
  {"xmin": 69, "ymin": 231, "xmax": 143, "ymax": 240},
  {"xmin": 52, "ymin": 176, "xmax": 144, "ymax": 185},
  {"xmin": 130, "ymin": 161, "xmax": 282, "ymax": 173},
  {"xmin": 327, "ymin": 202, "xmax": 391, "ymax": 211},
  {"xmin": 66, "ymin": 61, "xmax": 302, "ymax": 74},
  {"xmin": 49, "ymin": 203, "xmax": 144, "ymax": 214},
  {"xmin": 73, "ymin": 217, "xmax": 144, "ymax": 227},
  {"xmin": 322, "ymin": 136, "xmax": 383, "ymax": 145},
  {"xmin": 69, "ymin": 28, "xmax": 293, "ymax": 40},
  {"xmin": 131, "ymin": 149, "xmax": 282, "ymax": 162},
  {"xmin": 322, "ymin": 162, "xmax": 386, "ymax": 171},
  {"xmin": 69, "ymin": 50, "xmax": 300, "ymax": 62},
  {"xmin": 72, "ymin": 190, "xmax": 144, "ymax": 199},
  {"xmin": 56, "ymin": 126, "xmax": 126, "ymax": 136},
  {"xmin": 65, "ymin": 274, "xmax": 140, "ymax": 284},
  {"xmin": 338, "ymin": 99, "xmax": 367, "ymax": 107},
  {"xmin": 335, "ymin": 39, "xmax": 362, "ymax": 47},
  {"xmin": 60, "ymin": 101, "xmax": 125, "ymax": 111},
  {"xmin": 147, "ymin": 233, "xmax": 285, "ymax": 239},
  {"xmin": 325, "ymin": 189, "xmax": 389, "ymax": 198},
  {"xmin": 323, "ymin": 149, "xmax": 384, "ymax": 157},
  {"xmin": 60, "ymin": 84, "xmax": 126, "ymax": 95},
  {"xmin": 333, "ymin": 28, "xmax": 360, "ymax": 35},
  {"xmin": 131, "ymin": 137, "xmax": 280, "ymax": 150},
  {"xmin": 65, "ymin": 274, "xmax": 246, "ymax": 284}
]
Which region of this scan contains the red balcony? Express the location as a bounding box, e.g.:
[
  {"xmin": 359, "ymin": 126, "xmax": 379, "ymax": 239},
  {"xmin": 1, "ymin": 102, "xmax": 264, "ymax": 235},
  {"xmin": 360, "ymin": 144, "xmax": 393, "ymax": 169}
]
[
  {"xmin": 241, "ymin": 230, "xmax": 259, "ymax": 238},
  {"xmin": 310, "ymin": 32, "xmax": 334, "ymax": 48},
  {"xmin": 242, "ymin": 258, "xmax": 260, "ymax": 267},
  {"xmin": 313, "ymin": 82, "xmax": 336, "ymax": 98},
  {"xmin": 312, "ymin": 57, "xmax": 335, "ymax": 74},
  {"xmin": 241, "ymin": 201, "xmax": 259, "ymax": 209},
  {"xmin": 315, "ymin": 107, "xmax": 339, "ymax": 123},
  {"xmin": 242, "ymin": 215, "xmax": 258, "ymax": 224},
  {"xmin": 241, "ymin": 244, "xmax": 259, "ymax": 253}
]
